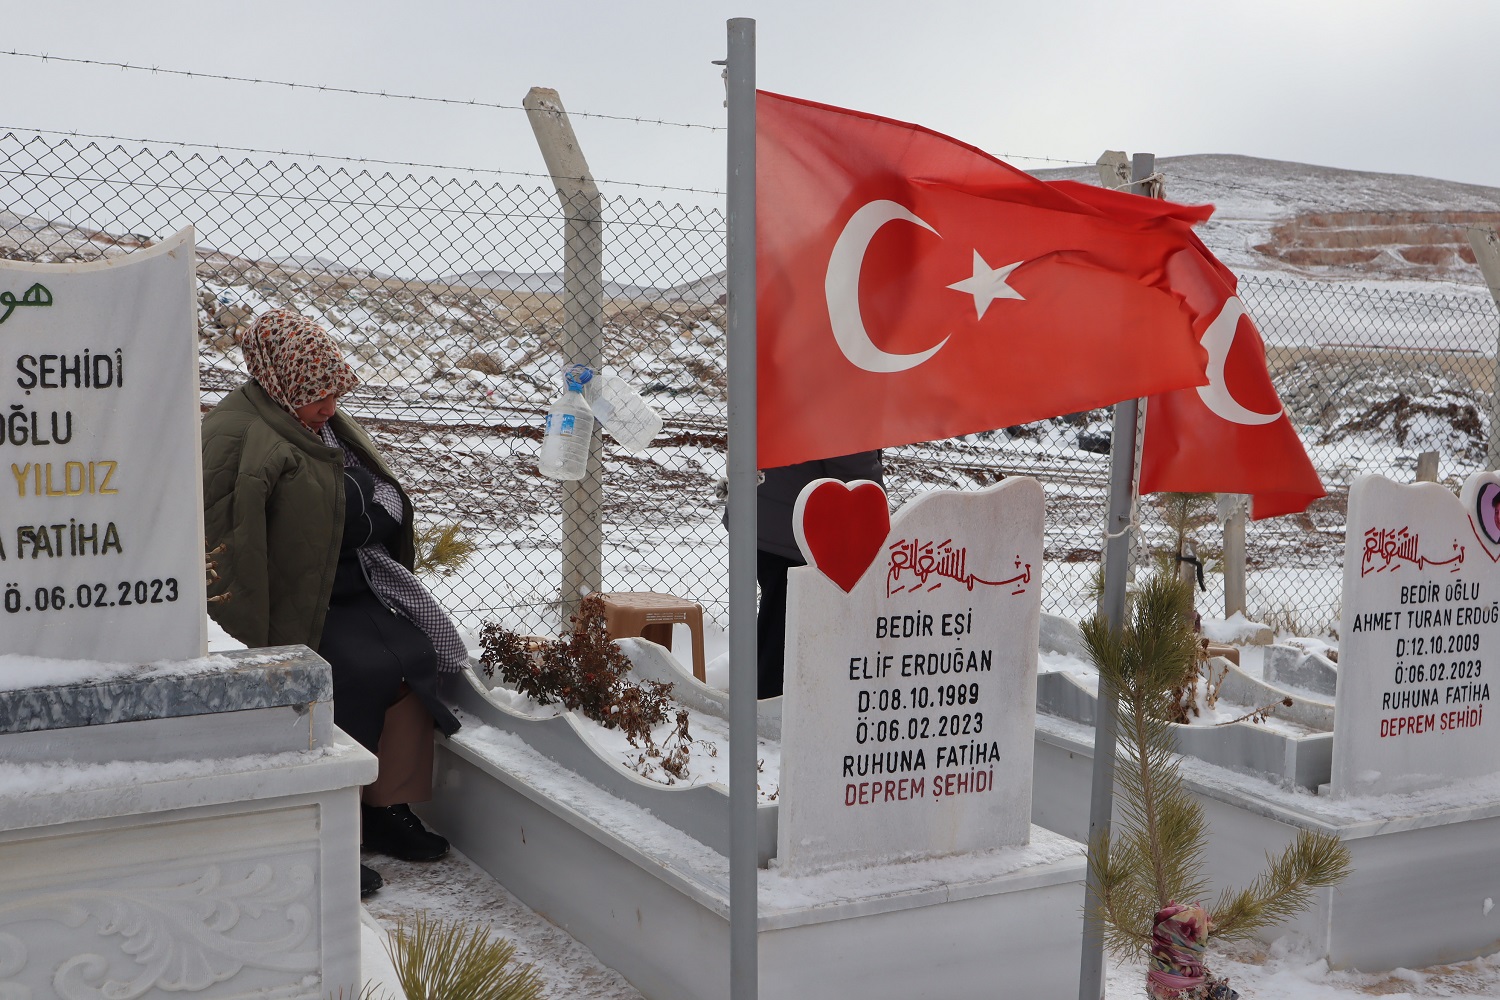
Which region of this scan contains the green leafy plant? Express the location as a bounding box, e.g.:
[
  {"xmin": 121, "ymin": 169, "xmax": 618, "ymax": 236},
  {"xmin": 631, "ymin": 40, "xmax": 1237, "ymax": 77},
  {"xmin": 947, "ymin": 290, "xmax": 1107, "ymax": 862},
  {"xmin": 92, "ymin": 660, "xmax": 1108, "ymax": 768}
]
[
  {"xmin": 1084, "ymin": 573, "xmax": 1352, "ymax": 998},
  {"xmin": 383, "ymin": 912, "xmax": 543, "ymax": 1000},
  {"xmin": 480, "ymin": 594, "xmax": 695, "ymax": 781},
  {"xmin": 415, "ymin": 522, "xmax": 477, "ymax": 575}
]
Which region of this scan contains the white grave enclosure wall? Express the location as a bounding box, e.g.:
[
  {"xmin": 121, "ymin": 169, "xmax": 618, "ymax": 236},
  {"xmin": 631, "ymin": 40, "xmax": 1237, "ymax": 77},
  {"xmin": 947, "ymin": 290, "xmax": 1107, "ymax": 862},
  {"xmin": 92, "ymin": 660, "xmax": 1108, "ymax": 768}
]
[
  {"xmin": 1332, "ymin": 472, "xmax": 1500, "ymax": 795},
  {"xmin": 0, "ymin": 229, "xmax": 205, "ymax": 662},
  {"xmin": 778, "ymin": 477, "xmax": 1043, "ymax": 873}
]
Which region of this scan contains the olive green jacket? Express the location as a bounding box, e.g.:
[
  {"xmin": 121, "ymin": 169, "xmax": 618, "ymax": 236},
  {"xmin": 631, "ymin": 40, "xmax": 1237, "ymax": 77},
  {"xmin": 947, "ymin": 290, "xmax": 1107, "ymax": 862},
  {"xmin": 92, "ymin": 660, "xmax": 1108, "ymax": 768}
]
[{"xmin": 201, "ymin": 382, "xmax": 415, "ymax": 650}]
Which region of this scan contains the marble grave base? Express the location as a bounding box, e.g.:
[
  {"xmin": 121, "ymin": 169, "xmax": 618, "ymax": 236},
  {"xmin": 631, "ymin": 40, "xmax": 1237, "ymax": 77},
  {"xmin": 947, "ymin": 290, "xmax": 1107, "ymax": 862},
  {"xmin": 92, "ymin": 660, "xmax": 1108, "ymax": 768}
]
[
  {"xmin": 425, "ymin": 660, "xmax": 1088, "ymax": 1000},
  {"xmin": 0, "ymin": 646, "xmax": 376, "ymax": 999},
  {"xmin": 1034, "ymin": 710, "xmax": 1500, "ymax": 971}
]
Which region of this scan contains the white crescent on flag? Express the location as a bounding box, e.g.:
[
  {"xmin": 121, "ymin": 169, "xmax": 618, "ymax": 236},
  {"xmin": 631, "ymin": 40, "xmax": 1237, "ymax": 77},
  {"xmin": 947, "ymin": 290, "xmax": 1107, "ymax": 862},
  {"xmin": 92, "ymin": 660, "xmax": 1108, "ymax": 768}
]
[
  {"xmin": 1197, "ymin": 295, "xmax": 1283, "ymax": 426},
  {"xmin": 824, "ymin": 200, "xmax": 949, "ymax": 373}
]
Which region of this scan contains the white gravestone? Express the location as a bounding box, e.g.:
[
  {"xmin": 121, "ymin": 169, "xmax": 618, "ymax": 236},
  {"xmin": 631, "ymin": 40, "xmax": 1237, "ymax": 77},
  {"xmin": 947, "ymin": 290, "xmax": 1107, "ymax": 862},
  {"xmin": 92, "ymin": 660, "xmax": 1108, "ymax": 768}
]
[
  {"xmin": 778, "ymin": 477, "xmax": 1043, "ymax": 872},
  {"xmin": 0, "ymin": 228, "xmax": 206, "ymax": 662},
  {"xmin": 1331, "ymin": 472, "xmax": 1500, "ymax": 795}
]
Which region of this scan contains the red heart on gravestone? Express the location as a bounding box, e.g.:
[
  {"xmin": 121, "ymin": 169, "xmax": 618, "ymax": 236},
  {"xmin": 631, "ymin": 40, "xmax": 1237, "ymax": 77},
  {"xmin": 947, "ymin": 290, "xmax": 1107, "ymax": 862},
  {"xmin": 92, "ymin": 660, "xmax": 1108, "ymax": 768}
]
[{"xmin": 795, "ymin": 480, "xmax": 891, "ymax": 593}]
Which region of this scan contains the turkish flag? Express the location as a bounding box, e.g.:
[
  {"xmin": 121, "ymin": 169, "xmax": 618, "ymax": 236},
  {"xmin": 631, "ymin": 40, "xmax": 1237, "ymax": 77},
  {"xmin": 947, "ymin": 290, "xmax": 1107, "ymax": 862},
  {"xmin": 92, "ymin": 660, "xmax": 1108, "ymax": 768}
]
[
  {"xmin": 757, "ymin": 90, "xmax": 1217, "ymax": 468},
  {"xmin": 1137, "ymin": 243, "xmax": 1326, "ymax": 519}
]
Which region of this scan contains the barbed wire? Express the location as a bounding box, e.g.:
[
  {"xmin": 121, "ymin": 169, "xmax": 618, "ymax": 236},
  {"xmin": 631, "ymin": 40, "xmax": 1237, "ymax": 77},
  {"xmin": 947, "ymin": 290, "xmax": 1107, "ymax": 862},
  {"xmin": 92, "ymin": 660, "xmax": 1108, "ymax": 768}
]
[
  {"xmin": 0, "ymin": 49, "xmax": 726, "ymax": 132},
  {"xmin": 1006, "ymin": 152, "xmax": 1095, "ymax": 168},
  {"xmin": 0, "ymin": 125, "xmax": 728, "ymax": 197},
  {"xmin": 4, "ymin": 49, "xmax": 1102, "ymax": 170}
]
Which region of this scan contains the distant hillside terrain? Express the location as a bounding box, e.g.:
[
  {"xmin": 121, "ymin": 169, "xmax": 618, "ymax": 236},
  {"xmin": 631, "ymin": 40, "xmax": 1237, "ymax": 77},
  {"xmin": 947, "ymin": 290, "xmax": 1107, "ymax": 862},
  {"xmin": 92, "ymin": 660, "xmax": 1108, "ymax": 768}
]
[
  {"xmin": 1036, "ymin": 154, "xmax": 1500, "ymax": 289},
  {"xmin": 7, "ymin": 154, "xmax": 1500, "ymax": 297}
]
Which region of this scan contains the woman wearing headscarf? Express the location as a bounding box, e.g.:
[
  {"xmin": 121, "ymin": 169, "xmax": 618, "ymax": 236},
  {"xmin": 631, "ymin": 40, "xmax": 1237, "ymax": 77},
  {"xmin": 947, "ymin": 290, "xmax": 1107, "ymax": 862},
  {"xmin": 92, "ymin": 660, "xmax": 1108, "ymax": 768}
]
[{"xmin": 202, "ymin": 309, "xmax": 464, "ymax": 898}]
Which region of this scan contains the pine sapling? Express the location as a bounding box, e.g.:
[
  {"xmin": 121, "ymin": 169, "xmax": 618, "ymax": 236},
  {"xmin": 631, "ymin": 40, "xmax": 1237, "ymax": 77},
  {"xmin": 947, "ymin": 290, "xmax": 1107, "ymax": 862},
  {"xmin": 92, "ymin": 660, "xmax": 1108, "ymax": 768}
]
[
  {"xmin": 383, "ymin": 912, "xmax": 543, "ymax": 1000},
  {"xmin": 1083, "ymin": 573, "xmax": 1352, "ymax": 999},
  {"xmin": 415, "ymin": 522, "xmax": 478, "ymax": 575}
]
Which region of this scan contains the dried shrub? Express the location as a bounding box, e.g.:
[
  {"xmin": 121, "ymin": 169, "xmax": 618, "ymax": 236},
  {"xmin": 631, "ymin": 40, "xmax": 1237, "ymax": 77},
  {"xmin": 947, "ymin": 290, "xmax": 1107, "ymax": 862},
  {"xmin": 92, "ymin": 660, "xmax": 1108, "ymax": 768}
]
[
  {"xmin": 479, "ymin": 595, "xmax": 696, "ymax": 781},
  {"xmin": 456, "ymin": 350, "xmax": 506, "ymax": 375},
  {"xmin": 1217, "ymin": 695, "xmax": 1296, "ymax": 727},
  {"xmin": 1259, "ymin": 606, "xmax": 1310, "ymax": 639},
  {"xmin": 1163, "ymin": 638, "xmax": 1207, "ymax": 725}
]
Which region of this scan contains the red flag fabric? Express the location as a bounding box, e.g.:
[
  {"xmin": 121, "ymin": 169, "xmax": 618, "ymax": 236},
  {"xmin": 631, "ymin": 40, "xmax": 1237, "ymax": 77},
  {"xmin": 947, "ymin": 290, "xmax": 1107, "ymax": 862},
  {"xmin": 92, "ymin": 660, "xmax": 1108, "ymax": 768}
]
[
  {"xmin": 756, "ymin": 90, "xmax": 1217, "ymax": 468},
  {"xmin": 1137, "ymin": 242, "xmax": 1326, "ymax": 519}
]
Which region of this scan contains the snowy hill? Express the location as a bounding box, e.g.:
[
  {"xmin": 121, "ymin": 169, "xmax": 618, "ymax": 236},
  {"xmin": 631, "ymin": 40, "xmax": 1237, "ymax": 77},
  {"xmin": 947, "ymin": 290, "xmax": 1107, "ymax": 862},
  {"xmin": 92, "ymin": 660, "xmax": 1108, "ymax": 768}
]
[
  {"xmin": 1035, "ymin": 153, "xmax": 1500, "ymax": 290},
  {"xmin": 7, "ymin": 153, "xmax": 1499, "ymax": 299}
]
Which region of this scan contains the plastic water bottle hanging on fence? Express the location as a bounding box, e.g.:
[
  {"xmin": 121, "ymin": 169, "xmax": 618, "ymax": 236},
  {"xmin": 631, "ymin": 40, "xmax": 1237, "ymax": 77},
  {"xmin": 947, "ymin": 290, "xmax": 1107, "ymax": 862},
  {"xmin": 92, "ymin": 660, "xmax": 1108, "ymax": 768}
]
[
  {"xmin": 538, "ymin": 364, "xmax": 595, "ymax": 481},
  {"xmin": 585, "ymin": 371, "xmax": 663, "ymax": 453}
]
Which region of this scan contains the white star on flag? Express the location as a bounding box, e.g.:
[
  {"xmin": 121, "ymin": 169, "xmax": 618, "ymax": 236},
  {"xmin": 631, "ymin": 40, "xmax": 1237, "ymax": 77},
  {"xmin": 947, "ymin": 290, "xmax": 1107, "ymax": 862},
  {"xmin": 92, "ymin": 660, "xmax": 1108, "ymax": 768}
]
[{"xmin": 947, "ymin": 250, "xmax": 1025, "ymax": 319}]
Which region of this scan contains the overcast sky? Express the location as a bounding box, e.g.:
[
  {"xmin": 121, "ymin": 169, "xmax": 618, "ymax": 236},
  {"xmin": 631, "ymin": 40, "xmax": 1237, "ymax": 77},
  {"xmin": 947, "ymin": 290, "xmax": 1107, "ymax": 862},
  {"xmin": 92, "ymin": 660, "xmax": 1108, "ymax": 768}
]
[{"xmin": 2, "ymin": 0, "xmax": 1496, "ymax": 206}]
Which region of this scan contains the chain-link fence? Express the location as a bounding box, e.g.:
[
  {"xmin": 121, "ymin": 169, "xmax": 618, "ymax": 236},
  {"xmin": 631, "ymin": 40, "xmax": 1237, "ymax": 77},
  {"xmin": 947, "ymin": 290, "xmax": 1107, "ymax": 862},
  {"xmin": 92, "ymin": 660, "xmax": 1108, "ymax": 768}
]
[
  {"xmin": 2, "ymin": 131, "xmax": 1496, "ymax": 642},
  {"xmin": 1240, "ymin": 278, "xmax": 1496, "ymax": 631}
]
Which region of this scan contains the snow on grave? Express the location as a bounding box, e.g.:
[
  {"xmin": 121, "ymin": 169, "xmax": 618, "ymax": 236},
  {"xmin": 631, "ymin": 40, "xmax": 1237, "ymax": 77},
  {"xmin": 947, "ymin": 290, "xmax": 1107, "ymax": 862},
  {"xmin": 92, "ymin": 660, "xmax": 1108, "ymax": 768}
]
[
  {"xmin": 778, "ymin": 476, "xmax": 1042, "ymax": 872},
  {"xmin": 0, "ymin": 229, "xmax": 206, "ymax": 663},
  {"xmin": 1332, "ymin": 472, "xmax": 1500, "ymax": 796}
]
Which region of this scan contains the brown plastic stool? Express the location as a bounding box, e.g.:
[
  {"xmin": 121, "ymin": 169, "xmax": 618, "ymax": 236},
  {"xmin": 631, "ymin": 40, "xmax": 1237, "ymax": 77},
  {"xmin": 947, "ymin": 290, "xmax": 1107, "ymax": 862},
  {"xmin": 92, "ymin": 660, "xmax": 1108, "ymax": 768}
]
[{"xmin": 598, "ymin": 591, "xmax": 707, "ymax": 682}]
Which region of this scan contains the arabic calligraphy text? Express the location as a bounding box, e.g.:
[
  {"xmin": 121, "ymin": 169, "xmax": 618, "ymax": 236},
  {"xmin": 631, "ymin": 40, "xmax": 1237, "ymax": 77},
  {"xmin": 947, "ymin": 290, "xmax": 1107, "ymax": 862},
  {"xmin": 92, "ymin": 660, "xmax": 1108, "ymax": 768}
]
[
  {"xmin": 886, "ymin": 536, "xmax": 1031, "ymax": 596},
  {"xmin": 0, "ymin": 283, "xmax": 54, "ymax": 326},
  {"xmin": 1362, "ymin": 525, "xmax": 1465, "ymax": 575}
]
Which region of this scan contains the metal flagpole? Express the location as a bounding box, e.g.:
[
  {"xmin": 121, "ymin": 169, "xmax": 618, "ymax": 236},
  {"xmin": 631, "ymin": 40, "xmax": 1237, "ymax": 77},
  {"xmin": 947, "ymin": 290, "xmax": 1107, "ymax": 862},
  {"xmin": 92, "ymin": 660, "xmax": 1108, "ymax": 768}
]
[
  {"xmin": 1078, "ymin": 153, "xmax": 1155, "ymax": 1000},
  {"xmin": 723, "ymin": 17, "xmax": 759, "ymax": 1000}
]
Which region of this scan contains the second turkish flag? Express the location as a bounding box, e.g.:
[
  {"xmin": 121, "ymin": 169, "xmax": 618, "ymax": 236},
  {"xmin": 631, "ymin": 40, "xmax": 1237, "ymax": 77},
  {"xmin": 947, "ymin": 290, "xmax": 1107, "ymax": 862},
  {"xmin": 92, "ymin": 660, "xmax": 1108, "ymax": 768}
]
[
  {"xmin": 756, "ymin": 90, "xmax": 1215, "ymax": 468},
  {"xmin": 1137, "ymin": 244, "xmax": 1326, "ymax": 518}
]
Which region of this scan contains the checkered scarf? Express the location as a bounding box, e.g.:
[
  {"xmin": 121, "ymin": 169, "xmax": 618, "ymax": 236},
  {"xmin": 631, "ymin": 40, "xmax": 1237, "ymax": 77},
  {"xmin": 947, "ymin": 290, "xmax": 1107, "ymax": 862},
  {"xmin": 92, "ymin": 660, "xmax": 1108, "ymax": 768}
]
[
  {"xmin": 238, "ymin": 309, "xmax": 359, "ymax": 427},
  {"xmin": 320, "ymin": 424, "xmax": 469, "ymax": 673}
]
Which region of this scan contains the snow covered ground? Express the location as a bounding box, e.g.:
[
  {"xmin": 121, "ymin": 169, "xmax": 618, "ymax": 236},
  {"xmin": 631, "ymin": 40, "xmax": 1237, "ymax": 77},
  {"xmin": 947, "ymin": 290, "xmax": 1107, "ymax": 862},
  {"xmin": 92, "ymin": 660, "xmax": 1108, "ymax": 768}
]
[
  {"xmin": 360, "ymin": 851, "xmax": 643, "ymax": 999},
  {"xmin": 358, "ymin": 846, "xmax": 1500, "ymax": 999}
]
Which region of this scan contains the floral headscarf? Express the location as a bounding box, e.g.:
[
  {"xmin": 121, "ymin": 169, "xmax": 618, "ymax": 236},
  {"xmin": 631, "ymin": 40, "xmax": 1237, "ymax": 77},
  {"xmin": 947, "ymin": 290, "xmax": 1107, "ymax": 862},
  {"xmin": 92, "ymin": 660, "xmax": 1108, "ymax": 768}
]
[{"xmin": 237, "ymin": 309, "xmax": 359, "ymax": 424}]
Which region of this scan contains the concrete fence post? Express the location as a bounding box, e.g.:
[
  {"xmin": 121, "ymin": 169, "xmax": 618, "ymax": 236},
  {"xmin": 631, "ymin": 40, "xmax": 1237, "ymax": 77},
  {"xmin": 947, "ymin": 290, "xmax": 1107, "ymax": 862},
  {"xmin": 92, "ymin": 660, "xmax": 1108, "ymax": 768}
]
[
  {"xmin": 525, "ymin": 87, "xmax": 605, "ymax": 619},
  {"xmin": 1416, "ymin": 451, "xmax": 1439, "ymax": 483},
  {"xmin": 1219, "ymin": 493, "xmax": 1248, "ymax": 617},
  {"xmin": 1464, "ymin": 227, "xmax": 1500, "ymax": 470}
]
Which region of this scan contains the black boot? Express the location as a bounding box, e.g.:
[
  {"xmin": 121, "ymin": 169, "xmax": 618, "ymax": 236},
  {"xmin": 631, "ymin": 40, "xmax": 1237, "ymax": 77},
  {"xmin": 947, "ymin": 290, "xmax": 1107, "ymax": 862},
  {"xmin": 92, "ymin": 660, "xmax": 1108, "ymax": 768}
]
[
  {"xmin": 360, "ymin": 863, "xmax": 384, "ymax": 898},
  {"xmin": 362, "ymin": 803, "xmax": 450, "ymax": 861}
]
